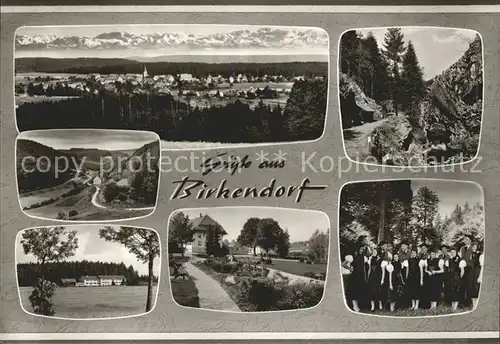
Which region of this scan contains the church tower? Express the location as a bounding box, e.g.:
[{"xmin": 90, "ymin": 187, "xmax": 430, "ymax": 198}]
[{"xmin": 142, "ymin": 64, "xmax": 149, "ymax": 80}]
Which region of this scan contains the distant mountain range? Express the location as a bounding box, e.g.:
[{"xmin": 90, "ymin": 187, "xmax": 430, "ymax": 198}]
[{"xmin": 15, "ymin": 29, "xmax": 329, "ymax": 52}]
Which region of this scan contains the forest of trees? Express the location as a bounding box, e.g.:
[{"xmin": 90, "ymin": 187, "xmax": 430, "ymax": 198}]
[
  {"xmin": 16, "ymin": 260, "xmax": 158, "ymax": 287},
  {"xmin": 339, "ymin": 181, "xmax": 485, "ymax": 256},
  {"xmin": 340, "ymin": 28, "xmax": 426, "ymax": 118},
  {"xmin": 16, "ymin": 58, "xmax": 328, "ymax": 78},
  {"xmin": 16, "ymin": 78, "xmax": 327, "ymax": 143}
]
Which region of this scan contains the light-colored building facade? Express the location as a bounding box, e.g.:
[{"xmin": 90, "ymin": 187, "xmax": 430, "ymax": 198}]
[
  {"xmin": 189, "ymin": 214, "xmax": 227, "ymax": 255},
  {"xmin": 78, "ymin": 275, "xmax": 126, "ymax": 286}
]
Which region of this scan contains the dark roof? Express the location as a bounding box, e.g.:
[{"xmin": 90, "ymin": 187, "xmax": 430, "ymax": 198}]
[
  {"xmin": 61, "ymin": 278, "xmax": 77, "ymax": 283},
  {"xmin": 190, "ymin": 214, "xmax": 227, "ymax": 235},
  {"xmin": 98, "ymin": 275, "xmax": 126, "ymax": 279}
]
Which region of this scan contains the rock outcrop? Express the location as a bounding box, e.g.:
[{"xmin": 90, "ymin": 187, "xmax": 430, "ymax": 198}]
[
  {"xmin": 339, "ymin": 73, "xmax": 384, "ymax": 128},
  {"xmin": 417, "ymin": 35, "xmax": 483, "ymax": 163}
]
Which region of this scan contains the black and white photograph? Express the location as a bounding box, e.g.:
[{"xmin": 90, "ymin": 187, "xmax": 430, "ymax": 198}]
[
  {"xmin": 339, "ymin": 27, "xmax": 483, "ymax": 166},
  {"xmin": 16, "ymin": 129, "xmax": 160, "ymax": 221},
  {"xmin": 340, "ymin": 179, "xmax": 485, "ymax": 317},
  {"xmin": 167, "ymin": 207, "xmax": 329, "ymax": 312},
  {"xmin": 15, "ymin": 25, "xmax": 329, "ymax": 149},
  {"xmin": 16, "ymin": 225, "xmax": 160, "ymax": 319}
]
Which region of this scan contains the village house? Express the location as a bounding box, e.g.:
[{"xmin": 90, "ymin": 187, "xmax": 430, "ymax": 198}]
[
  {"xmin": 98, "ymin": 275, "xmax": 126, "ymax": 286},
  {"xmin": 60, "ymin": 278, "xmax": 77, "ymax": 287},
  {"xmin": 81, "ymin": 275, "xmax": 100, "ymax": 287},
  {"xmin": 178, "ymin": 73, "xmax": 193, "ymax": 82},
  {"xmin": 189, "ymin": 214, "xmax": 227, "ymax": 255},
  {"xmin": 77, "ymin": 275, "xmax": 126, "ymax": 287}
]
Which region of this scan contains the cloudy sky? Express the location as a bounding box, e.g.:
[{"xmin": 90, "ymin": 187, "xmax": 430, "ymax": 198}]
[
  {"xmin": 18, "ymin": 130, "xmax": 158, "ymax": 151},
  {"xmin": 411, "ymin": 179, "xmax": 484, "ymax": 218},
  {"xmin": 357, "ymin": 27, "xmax": 479, "ymax": 80},
  {"xmin": 176, "ymin": 207, "xmax": 330, "ymax": 243},
  {"xmin": 16, "ymin": 225, "xmax": 161, "ymax": 276},
  {"xmin": 15, "ymin": 25, "xmax": 329, "ymax": 59}
]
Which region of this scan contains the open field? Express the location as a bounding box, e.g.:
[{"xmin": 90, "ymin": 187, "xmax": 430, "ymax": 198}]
[
  {"xmin": 264, "ymin": 260, "xmax": 328, "ymax": 277},
  {"xmin": 19, "ymin": 286, "xmax": 158, "ymax": 318},
  {"xmin": 15, "ymin": 96, "xmax": 81, "ymax": 106},
  {"xmin": 18, "ymin": 184, "xmax": 74, "ymax": 209}
]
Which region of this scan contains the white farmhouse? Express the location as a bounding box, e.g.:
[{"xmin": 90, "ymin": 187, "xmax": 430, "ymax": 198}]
[
  {"xmin": 98, "ymin": 275, "xmax": 126, "ymax": 286},
  {"xmin": 81, "ymin": 276, "xmax": 100, "ymax": 287}
]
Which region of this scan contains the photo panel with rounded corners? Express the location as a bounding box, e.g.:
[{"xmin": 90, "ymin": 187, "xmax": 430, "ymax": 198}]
[
  {"xmin": 15, "ymin": 224, "xmax": 161, "ymax": 320},
  {"xmin": 15, "ymin": 129, "xmax": 161, "ymax": 222},
  {"xmin": 338, "ymin": 178, "xmax": 485, "ymax": 318},
  {"xmin": 14, "ymin": 24, "xmax": 330, "ymax": 150},
  {"xmin": 167, "ymin": 207, "xmax": 330, "ymax": 313},
  {"xmin": 338, "ymin": 27, "xmax": 483, "ymax": 168}
]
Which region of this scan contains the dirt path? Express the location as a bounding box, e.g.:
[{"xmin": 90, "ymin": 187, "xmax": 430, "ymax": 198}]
[
  {"xmin": 343, "ymin": 117, "xmax": 391, "ymax": 160},
  {"xmin": 183, "ymin": 262, "xmax": 241, "ymax": 312}
]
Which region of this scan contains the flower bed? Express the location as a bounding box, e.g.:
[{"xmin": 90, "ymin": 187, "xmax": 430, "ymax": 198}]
[{"xmin": 195, "ymin": 258, "xmax": 324, "ymax": 311}]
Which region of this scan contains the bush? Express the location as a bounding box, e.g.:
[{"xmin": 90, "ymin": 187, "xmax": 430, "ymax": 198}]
[
  {"xmin": 303, "ymin": 272, "xmax": 316, "ymax": 279},
  {"xmin": 277, "ymin": 283, "xmax": 324, "ymax": 310},
  {"xmin": 56, "ymin": 211, "xmax": 67, "ymax": 220},
  {"xmin": 118, "ymin": 192, "xmax": 128, "ymax": 201},
  {"xmin": 28, "ymin": 278, "xmax": 57, "ymax": 316},
  {"xmin": 68, "ymin": 210, "xmax": 78, "ymax": 217},
  {"xmin": 103, "ymin": 180, "xmax": 120, "ymax": 202}
]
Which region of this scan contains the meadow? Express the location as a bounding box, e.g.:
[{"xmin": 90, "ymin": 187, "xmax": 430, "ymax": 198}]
[{"xmin": 19, "ymin": 286, "xmax": 158, "ymax": 318}]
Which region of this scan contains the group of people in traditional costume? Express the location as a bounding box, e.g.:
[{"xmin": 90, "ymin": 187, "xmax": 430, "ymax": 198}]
[{"xmin": 341, "ymin": 235, "xmax": 484, "ymax": 314}]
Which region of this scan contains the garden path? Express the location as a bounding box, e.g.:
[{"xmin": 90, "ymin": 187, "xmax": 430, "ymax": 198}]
[{"xmin": 184, "ymin": 262, "xmax": 241, "ymax": 312}]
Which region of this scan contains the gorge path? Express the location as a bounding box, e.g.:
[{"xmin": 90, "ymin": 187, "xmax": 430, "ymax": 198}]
[{"xmin": 342, "ymin": 117, "xmax": 392, "ymax": 161}]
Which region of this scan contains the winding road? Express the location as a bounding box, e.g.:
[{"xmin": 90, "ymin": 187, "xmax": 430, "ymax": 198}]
[
  {"xmin": 343, "ymin": 117, "xmax": 391, "ymax": 159},
  {"xmin": 90, "ymin": 186, "xmax": 155, "ymax": 212}
]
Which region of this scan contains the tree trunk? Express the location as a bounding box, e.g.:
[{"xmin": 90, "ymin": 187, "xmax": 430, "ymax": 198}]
[
  {"xmin": 145, "ymin": 253, "xmax": 154, "ymax": 312},
  {"xmin": 253, "ymin": 243, "xmax": 257, "ymax": 256},
  {"xmin": 377, "ymin": 189, "xmax": 387, "ymax": 243}
]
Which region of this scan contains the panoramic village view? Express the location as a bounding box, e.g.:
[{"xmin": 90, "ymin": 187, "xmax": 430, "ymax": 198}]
[
  {"xmin": 16, "ymin": 130, "xmax": 160, "ymax": 221},
  {"xmin": 168, "ymin": 208, "xmax": 330, "ymax": 312},
  {"xmin": 16, "ymin": 225, "xmax": 160, "ymax": 318},
  {"xmin": 339, "ymin": 27, "xmax": 483, "ymax": 166},
  {"xmin": 15, "ymin": 25, "xmax": 329, "ymax": 148}
]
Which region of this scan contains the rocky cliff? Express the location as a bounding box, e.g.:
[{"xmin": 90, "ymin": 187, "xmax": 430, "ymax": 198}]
[
  {"xmin": 339, "ymin": 73, "xmax": 383, "ymax": 128},
  {"xmin": 418, "ymin": 34, "xmax": 483, "ymax": 163},
  {"xmin": 368, "ymin": 35, "xmax": 483, "ymax": 165}
]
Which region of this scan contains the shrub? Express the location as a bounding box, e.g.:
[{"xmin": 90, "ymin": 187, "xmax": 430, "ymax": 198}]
[
  {"xmin": 28, "ymin": 278, "xmax": 57, "ymax": 316},
  {"xmin": 303, "ymin": 272, "xmax": 316, "ymax": 279},
  {"xmin": 277, "ymin": 282, "xmax": 324, "ymax": 310},
  {"xmin": 103, "ymin": 180, "xmax": 120, "ymax": 202},
  {"xmin": 68, "ymin": 210, "xmax": 78, "ymax": 217},
  {"xmin": 118, "ymin": 192, "xmax": 128, "ymax": 201},
  {"xmin": 56, "ymin": 211, "xmax": 67, "ymax": 220}
]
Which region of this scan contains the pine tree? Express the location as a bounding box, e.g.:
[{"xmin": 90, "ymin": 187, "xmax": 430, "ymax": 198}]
[
  {"xmin": 401, "ymin": 41, "xmax": 425, "ymax": 112},
  {"xmin": 383, "ymin": 28, "xmax": 406, "ymax": 115}
]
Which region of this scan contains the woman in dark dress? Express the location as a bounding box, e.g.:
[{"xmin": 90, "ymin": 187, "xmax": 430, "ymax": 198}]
[
  {"xmin": 424, "ymin": 250, "xmax": 445, "ymax": 309},
  {"xmin": 350, "ymin": 246, "xmax": 372, "ymax": 312},
  {"xmin": 404, "ymin": 249, "xmax": 421, "ymax": 310},
  {"xmin": 387, "ymin": 252, "xmax": 405, "ymax": 312},
  {"xmin": 446, "ymin": 247, "xmax": 462, "ymax": 311},
  {"xmin": 368, "ymin": 248, "xmax": 383, "ymax": 311},
  {"xmin": 468, "ymin": 243, "xmax": 483, "ymax": 310}
]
